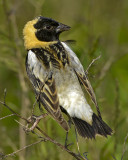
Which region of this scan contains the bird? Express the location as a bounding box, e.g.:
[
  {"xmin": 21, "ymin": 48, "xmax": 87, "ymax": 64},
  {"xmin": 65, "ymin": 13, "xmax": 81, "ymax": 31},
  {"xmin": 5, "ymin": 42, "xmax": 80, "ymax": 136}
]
[{"xmin": 23, "ymin": 16, "xmax": 112, "ymax": 139}]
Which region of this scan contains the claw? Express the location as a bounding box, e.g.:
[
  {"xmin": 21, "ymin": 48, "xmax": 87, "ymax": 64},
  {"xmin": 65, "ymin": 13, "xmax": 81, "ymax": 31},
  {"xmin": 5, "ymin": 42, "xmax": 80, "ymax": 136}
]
[
  {"xmin": 74, "ymin": 152, "xmax": 88, "ymax": 160},
  {"xmin": 65, "ymin": 142, "xmax": 74, "ymax": 149},
  {"xmin": 25, "ymin": 113, "xmax": 48, "ymax": 132},
  {"xmin": 83, "ymin": 152, "xmax": 88, "ymax": 160}
]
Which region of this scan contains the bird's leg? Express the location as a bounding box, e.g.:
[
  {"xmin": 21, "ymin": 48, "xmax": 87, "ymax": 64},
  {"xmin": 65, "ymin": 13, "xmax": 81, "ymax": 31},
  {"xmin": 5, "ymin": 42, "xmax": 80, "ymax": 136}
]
[
  {"xmin": 71, "ymin": 118, "xmax": 81, "ymax": 155},
  {"xmin": 25, "ymin": 113, "xmax": 48, "ymax": 132},
  {"xmin": 64, "ymin": 119, "xmax": 74, "ymax": 149},
  {"xmin": 65, "ymin": 131, "xmax": 69, "ymax": 148},
  {"xmin": 68, "ymin": 118, "xmax": 72, "ymax": 128},
  {"xmin": 75, "ymin": 127, "xmax": 80, "ymax": 154},
  {"xmin": 74, "ymin": 128, "xmax": 88, "ymax": 160}
]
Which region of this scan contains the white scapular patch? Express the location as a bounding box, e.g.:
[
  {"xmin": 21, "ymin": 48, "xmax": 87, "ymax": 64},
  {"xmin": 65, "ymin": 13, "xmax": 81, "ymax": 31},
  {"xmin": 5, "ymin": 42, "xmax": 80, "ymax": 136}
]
[{"xmin": 27, "ymin": 50, "xmax": 48, "ymax": 82}]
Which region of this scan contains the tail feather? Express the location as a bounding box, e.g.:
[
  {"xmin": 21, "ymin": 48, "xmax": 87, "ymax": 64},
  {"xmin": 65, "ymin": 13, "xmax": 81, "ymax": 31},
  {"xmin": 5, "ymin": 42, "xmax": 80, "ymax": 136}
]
[{"xmin": 72, "ymin": 113, "xmax": 112, "ymax": 139}]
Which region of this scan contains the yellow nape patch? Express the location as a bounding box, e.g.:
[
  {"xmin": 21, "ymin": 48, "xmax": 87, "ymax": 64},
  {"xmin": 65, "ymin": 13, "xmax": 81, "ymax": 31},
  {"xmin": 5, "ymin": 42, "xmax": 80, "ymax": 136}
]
[{"xmin": 23, "ymin": 18, "xmax": 57, "ymax": 50}]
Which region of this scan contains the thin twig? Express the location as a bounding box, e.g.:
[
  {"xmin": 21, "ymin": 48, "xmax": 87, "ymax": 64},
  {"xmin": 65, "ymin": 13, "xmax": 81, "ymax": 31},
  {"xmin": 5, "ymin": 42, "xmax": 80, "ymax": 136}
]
[
  {"xmin": 0, "ymin": 99, "xmax": 85, "ymax": 160},
  {"xmin": 84, "ymin": 56, "xmax": 102, "ymax": 119},
  {"xmin": 0, "ymin": 140, "xmax": 46, "ymax": 160},
  {"xmin": 14, "ymin": 119, "xmax": 26, "ymax": 128},
  {"xmin": 121, "ymin": 133, "xmax": 128, "ymax": 160},
  {"xmin": 111, "ymin": 154, "xmax": 117, "ymax": 160},
  {"xmin": 96, "ymin": 55, "xmax": 115, "ymax": 88},
  {"xmin": 35, "ymin": 126, "xmax": 86, "ymax": 160},
  {"xmin": 85, "ymin": 55, "xmax": 101, "ymax": 74},
  {"xmin": 0, "ymin": 114, "xmax": 15, "ymax": 120},
  {"xmin": 0, "ymin": 100, "xmax": 26, "ymax": 121},
  {"xmin": 113, "ymin": 79, "xmax": 120, "ymax": 154}
]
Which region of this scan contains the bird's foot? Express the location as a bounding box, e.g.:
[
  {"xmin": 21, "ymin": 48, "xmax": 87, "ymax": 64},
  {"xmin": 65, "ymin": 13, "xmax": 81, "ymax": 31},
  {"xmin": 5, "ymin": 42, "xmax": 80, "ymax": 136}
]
[
  {"xmin": 24, "ymin": 113, "xmax": 48, "ymax": 133},
  {"xmin": 64, "ymin": 131, "xmax": 74, "ymax": 149},
  {"xmin": 65, "ymin": 142, "xmax": 74, "ymax": 149},
  {"xmin": 74, "ymin": 152, "xmax": 88, "ymax": 160},
  {"xmin": 83, "ymin": 152, "xmax": 88, "ymax": 160}
]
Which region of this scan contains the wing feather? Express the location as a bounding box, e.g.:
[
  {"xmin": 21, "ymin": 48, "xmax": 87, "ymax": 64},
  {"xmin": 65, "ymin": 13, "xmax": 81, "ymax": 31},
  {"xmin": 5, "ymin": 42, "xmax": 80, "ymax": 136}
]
[
  {"xmin": 37, "ymin": 75, "xmax": 69, "ymax": 131},
  {"xmin": 26, "ymin": 50, "xmax": 69, "ymax": 131},
  {"xmin": 75, "ymin": 71, "xmax": 102, "ymax": 119},
  {"xmin": 62, "ymin": 42, "xmax": 102, "ymax": 119}
]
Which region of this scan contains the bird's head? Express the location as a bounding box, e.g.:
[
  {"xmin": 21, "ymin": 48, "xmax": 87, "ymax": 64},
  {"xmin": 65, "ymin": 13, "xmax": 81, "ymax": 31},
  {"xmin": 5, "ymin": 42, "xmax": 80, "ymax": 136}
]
[{"xmin": 23, "ymin": 16, "xmax": 70, "ymax": 49}]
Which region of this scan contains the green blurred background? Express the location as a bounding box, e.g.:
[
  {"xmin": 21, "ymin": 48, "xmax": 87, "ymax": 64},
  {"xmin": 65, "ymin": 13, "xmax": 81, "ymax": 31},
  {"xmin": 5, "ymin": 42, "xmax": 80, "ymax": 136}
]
[{"xmin": 0, "ymin": 0, "xmax": 128, "ymax": 160}]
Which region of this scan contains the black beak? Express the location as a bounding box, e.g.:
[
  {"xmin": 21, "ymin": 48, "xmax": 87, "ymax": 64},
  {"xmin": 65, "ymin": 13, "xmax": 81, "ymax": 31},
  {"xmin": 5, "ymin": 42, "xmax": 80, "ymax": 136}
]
[{"xmin": 56, "ymin": 23, "xmax": 71, "ymax": 33}]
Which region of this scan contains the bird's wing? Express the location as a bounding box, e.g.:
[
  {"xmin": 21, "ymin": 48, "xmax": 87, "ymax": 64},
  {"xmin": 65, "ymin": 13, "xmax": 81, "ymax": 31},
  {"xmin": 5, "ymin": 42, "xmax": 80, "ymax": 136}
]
[
  {"xmin": 37, "ymin": 73, "xmax": 69, "ymax": 131},
  {"xmin": 74, "ymin": 71, "xmax": 102, "ymax": 118},
  {"xmin": 26, "ymin": 50, "xmax": 69, "ymax": 131},
  {"xmin": 62, "ymin": 42, "xmax": 102, "ymax": 118}
]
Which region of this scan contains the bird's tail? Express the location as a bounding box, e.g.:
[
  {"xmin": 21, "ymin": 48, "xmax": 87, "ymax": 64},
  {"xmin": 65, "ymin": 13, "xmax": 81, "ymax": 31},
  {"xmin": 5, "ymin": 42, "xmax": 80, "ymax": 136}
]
[{"xmin": 72, "ymin": 113, "xmax": 112, "ymax": 139}]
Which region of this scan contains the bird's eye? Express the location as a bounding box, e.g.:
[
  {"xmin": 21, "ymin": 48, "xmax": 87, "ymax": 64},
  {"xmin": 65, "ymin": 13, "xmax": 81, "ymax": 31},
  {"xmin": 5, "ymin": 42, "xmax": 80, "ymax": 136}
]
[{"xmin": 44, "ymin": 25, "xmax": 52, "ymax": 30}]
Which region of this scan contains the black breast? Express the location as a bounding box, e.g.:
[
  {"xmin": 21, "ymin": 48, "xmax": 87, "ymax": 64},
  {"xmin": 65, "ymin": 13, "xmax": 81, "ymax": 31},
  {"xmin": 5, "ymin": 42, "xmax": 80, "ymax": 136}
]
[
  {"xmin": 49, "ymin": 42, "xmax": 69, "ymax": 66},
  {"xmin": 31, "ymin": 48, "xmax": 50, "ymax": 69},
  {"xmin": 30, "ymin": 42, "xmax": 69, "ymax": 70}
]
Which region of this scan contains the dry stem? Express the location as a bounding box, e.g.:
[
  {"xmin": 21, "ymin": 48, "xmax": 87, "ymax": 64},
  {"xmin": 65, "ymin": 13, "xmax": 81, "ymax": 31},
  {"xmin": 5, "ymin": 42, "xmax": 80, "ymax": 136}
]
[{"xmin": 0, "ymin": 90, "xmax": 87, "ymax": 160}]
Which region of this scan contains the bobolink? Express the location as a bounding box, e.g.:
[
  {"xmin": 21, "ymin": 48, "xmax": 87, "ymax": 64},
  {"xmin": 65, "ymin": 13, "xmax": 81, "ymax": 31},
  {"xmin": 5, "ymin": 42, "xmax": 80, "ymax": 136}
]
[{"xmin": 23, "ymin": 16, "xmax": 112, "ymax": 138}]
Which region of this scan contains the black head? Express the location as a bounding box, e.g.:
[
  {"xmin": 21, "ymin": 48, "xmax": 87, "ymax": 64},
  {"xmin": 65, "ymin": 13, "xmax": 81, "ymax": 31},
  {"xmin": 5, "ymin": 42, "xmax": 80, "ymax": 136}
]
[{"xmin": 34, "ymin": 16, "xmax": 70, "ymax": 42}]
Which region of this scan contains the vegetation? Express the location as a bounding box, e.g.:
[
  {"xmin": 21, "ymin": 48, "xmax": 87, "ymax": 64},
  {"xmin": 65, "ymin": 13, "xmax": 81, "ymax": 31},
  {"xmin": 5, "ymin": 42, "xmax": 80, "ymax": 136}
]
[{"xmin": 0, "ymin": 0, "xmax": 128, "ymax": 159}]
